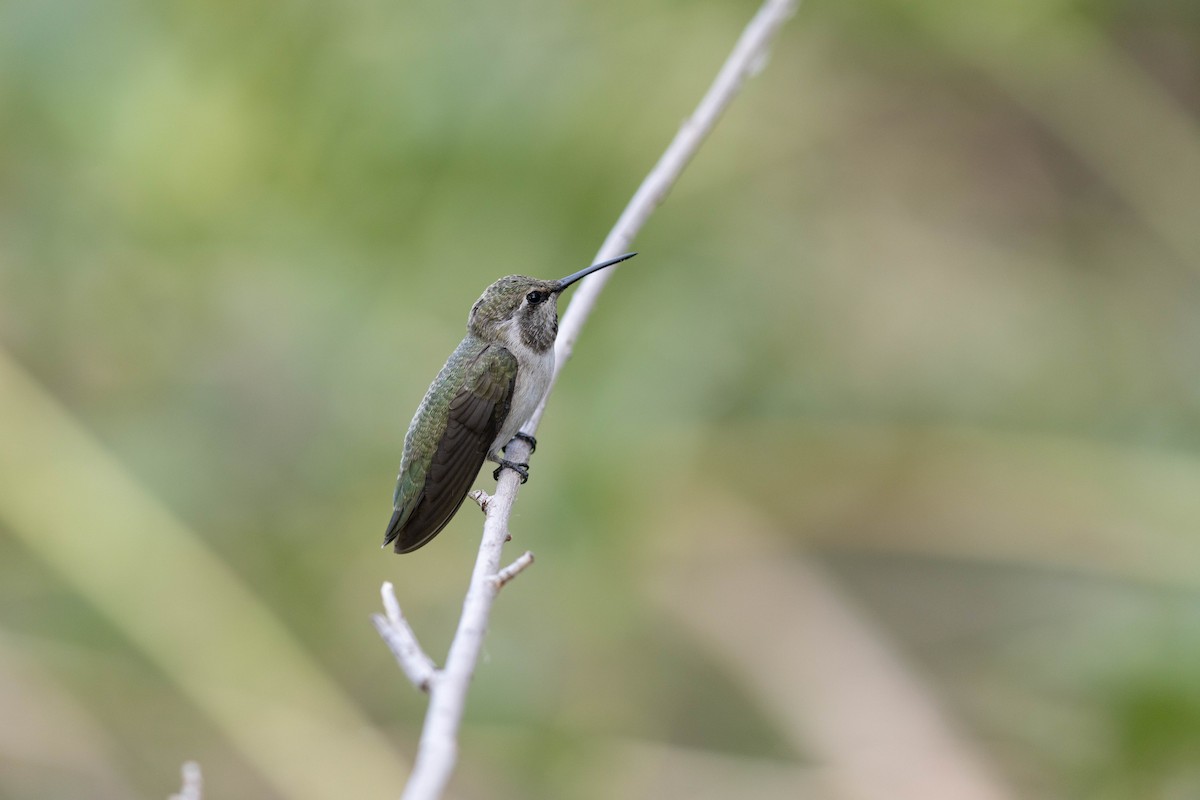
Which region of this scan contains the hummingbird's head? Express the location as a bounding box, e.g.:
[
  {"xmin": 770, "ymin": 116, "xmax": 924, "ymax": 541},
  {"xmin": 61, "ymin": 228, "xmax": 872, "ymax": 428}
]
[
  {"xmin": 466, "ymin": 253, "xmax": 637, "ymax": 354},
  {"xmin": 468, "ymin": 275, "xmax": 562, "ymax": 353}
]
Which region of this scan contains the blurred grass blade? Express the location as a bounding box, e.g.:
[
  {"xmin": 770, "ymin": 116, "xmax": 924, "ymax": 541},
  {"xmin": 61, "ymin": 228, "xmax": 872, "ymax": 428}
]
[
  {"xmin": 653, "ymin": 501, "xmax": 1015, "ymax": 800},
  {"xmin": 0, "ymin": 350, "xmax": 405, "ymax": 800}
]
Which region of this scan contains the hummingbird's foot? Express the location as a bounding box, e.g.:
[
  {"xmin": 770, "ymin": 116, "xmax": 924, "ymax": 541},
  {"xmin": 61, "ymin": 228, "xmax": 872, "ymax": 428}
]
[
  {"xmin": 510, "ymin": 432, "xmax": 537, "ymax": 453},
  {"xmin": 493, "ymin": 459, "xmax": 530, "ymax": 484}
]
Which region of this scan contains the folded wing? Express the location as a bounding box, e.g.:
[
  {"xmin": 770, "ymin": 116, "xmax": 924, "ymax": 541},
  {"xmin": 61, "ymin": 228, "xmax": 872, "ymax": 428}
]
[{"xmin": 384, "ymin": 345, "xmax": 517, "ymax": 553}]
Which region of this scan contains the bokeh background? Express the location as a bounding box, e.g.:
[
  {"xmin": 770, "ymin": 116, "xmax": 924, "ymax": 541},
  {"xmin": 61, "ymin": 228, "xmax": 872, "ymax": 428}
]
[{"xmin": 3, "ymin": 0, "xmax": 1200, "ymax": 797}]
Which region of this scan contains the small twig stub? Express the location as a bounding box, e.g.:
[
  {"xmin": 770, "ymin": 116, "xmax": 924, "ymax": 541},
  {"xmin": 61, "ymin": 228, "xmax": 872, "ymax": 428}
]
[
  {"xmin": 492, "ymin": 551, "xmax": 535, "ymax": 589},
  {"xmin": 468, "ymin": 489, "xmax": 491, "ymax": 512}
]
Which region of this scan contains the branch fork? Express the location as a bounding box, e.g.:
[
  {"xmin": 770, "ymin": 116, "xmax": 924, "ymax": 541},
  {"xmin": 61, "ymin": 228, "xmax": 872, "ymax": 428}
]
[{"xmin": 374, "ymin": 549, "xmax": 536, "ymax": 696}]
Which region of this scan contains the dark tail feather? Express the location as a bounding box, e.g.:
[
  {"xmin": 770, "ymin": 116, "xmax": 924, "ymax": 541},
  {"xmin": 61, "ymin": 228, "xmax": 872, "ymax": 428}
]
[{"xmin": 382, "ymin": 507, "xmax": 404, "ymax": 549}]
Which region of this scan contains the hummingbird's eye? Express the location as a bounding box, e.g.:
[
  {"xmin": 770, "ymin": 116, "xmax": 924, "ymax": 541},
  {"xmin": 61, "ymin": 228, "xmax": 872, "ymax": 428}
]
[{"xmin": 526, "ymin": 290, "xmax": 546, "ymax": 305}]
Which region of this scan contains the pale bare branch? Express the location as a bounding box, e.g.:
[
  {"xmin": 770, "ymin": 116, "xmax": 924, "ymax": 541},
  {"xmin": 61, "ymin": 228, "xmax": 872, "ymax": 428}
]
[
  {"xmin": 395, "ymin": 2, "xmax": 800, "ymax": 797},
  {"xmin": 525, "ymin": 0, "xmax": 800, "ymax": 434}
]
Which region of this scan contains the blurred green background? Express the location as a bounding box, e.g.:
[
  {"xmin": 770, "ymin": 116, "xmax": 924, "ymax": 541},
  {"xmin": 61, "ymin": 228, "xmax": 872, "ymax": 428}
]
[{"xmin": 3, "ymin": 0, "xmax": 1200, "ymax": 797}]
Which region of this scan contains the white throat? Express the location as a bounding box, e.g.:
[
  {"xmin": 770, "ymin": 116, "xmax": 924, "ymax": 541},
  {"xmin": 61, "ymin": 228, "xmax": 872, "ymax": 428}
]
[{"xmin": 490, "ymin": 319, "xmax": 556, "ymax": 455}]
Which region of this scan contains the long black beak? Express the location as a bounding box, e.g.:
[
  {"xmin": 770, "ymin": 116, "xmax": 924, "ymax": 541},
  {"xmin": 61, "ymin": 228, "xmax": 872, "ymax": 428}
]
[{"xmin": 555, "ymin": 252, "xmax": 637, "ymax": 292}]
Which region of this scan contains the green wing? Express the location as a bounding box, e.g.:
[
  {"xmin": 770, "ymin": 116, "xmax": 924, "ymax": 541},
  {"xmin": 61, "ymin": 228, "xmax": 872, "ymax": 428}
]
[{"xmin": 384, "ymin": 343, "xmax": 517, "ymax": 553}]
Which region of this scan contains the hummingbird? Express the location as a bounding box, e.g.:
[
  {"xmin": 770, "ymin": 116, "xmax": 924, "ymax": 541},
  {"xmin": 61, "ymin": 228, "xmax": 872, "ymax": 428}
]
[{"xmin": 383, "ymin": 252, "xmax": 638, "ymax": 554}]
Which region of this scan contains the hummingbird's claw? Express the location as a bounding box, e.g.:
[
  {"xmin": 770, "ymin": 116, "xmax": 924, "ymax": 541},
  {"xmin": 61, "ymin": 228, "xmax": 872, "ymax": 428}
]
[
  {"xmin": 493, "ymin": 459, "xmax": 530, "ymax": 484},
  {"xmin": 510, "ymin": 432, "xmax": 537, "ymax": 453}
]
